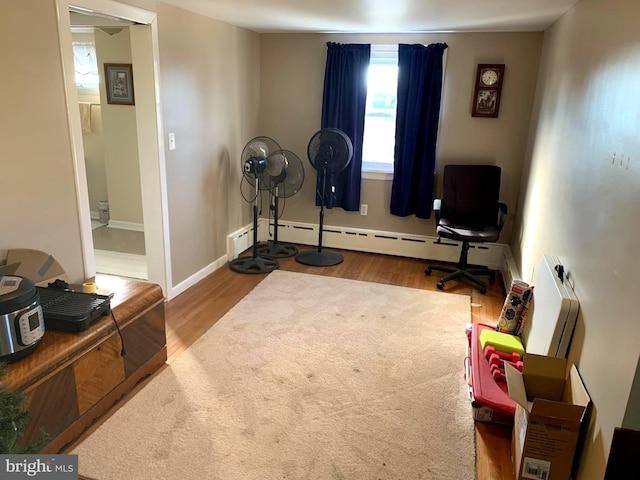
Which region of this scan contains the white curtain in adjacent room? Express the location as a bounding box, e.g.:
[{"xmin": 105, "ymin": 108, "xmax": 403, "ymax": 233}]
[{"xmin": 72, "ymin": 41, "xmax": 99, "ymax": 88}]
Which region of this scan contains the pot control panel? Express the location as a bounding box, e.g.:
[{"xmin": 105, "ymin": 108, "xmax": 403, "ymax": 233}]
[{"xmin": 17, "ymin": 305, "xmax": 44, "ymax": 346}]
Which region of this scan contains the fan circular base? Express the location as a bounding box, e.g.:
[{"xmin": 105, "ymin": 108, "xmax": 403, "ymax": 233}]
[
  {"xmin": 229, "ymin": 255, "xmax": 279, "ymax": 274},
  {"xmin": 256, "ymin": 242, "xmax": 298, "ymax": 259},
  {"xmin": 295, "ymin": 249, "xmax": 344, "ymax": 267}
]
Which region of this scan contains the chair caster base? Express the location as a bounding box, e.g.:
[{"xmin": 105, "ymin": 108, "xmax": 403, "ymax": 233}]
[{"xmin": 425, "ymin": 263, "xmax": 491, "ymax": 294}]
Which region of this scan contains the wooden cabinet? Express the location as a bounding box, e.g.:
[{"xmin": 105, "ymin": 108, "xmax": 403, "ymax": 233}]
[
  {"xmin": 2, "ymin": 277, "xmax": 167, "ymax": 453},
  {"xmin": 74, "ymin": 334, "xmax": 125, "ymax": 415}
]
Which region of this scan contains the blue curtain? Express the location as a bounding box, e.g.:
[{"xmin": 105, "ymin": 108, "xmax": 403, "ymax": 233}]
[
  {"xmin": 390, "ymin": 43, "xmax": 448, "ymax": 219},
  {"xmin": 318, "ymin": 42, "xmax": 370, "ymax": 211}
]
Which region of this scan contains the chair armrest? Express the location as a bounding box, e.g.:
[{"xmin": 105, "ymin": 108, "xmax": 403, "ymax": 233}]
[
  {"xmin": 497, "ymin": 203, "xmax": 508, "ymax": 232},
  {"xmin": 433, "ymin": 198, "xmax": 442, "ymax": 224}
]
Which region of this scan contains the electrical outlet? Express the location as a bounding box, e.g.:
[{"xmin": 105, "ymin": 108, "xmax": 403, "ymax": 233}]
[{"xmin": 360, "ymin": 204, "xmax": 368, "ymax": 216}]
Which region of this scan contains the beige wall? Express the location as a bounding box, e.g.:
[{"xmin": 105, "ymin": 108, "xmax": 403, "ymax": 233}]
[
  {"xmin": 2, "ymin": 0, "xmax": 638, "ymax": 475},
  {"xmin": 79, "ymin": 90, "xmax": 108, "ymax": 213},
  {"xmin": 156, "ymin": 3, "xmax": 261, "ymax": 284},
  {"xmin": 512, "ymin": 0, "xmax": 640, "ymax": 477},
  {"xmin": 259, "ymin": 32, "xmax": 543, "ymax": 242},
  {"xmin": 73, "ymin": 32, "xmax": 108, "ymax": 215},
  {"xmin": 0, "ymin": 0, "xmax": 85, "ymax": 279},
  {"xmin": 0, "ymin": 0, "xmax": 260, "ymax": 287},
  {"xmin": 95, "ymin": 27, "xmax": 144, "ymax": 225}
]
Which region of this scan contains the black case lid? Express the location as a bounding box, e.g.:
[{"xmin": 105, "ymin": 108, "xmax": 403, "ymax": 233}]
[{"xmin": 36, "ymin": 287, "xmax": 111, "ymax": 332}]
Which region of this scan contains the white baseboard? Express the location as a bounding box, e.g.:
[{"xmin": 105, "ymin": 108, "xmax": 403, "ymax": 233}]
[
  {"xmin": 502, "ymin": 245, "xmax": 521, "ymax": 291},
  {"xmin": 88, "ymin": 212, "xmax": 143, "ymax": 232},
  {"xmin": 168, "ymin": 253, "xmax": 228, "ymax": 300},
  {"xmin": 166, "ymin": 222, "xmax": 259, "ymax": 300},
  {"xmin": 105, "ymin": 220, "xmax": 145, "ymax": 232}
]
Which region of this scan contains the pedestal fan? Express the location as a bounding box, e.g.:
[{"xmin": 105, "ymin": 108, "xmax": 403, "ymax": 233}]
[
  {"xmin": 295, "ymin": 128, "xmax": 353, "ymax": 267},
  {"xmin": 229, "ymin": 136, "xmax": 281, "ymax": 274},
  {"xmin": 256, "ymin": 149, "xmax": 305, "ymax": 258}
]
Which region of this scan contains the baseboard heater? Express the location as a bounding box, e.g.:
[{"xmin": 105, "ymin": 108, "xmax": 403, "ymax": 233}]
[
  {"xmin": 274, "ymin": 220, "xmax": 505, "ymax": 269},
  {"xmin": 225, "ymin": 219, "xmax": 507, "ymax": 271}
]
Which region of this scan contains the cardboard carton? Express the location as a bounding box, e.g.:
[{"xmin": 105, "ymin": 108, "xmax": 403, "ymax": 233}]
[
  {"xmin": 505, "ymin": 353, "xmax": 590, "ymax": 480},
  {"xmin": 471, "ymin": 401, "xmax": 514, "ymax": 425},
  {"xmin": 1, "ymin": 248, "xmax": 70, "ymax": 287}
]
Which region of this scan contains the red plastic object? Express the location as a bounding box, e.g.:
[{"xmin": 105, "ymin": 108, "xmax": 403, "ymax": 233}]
[
  {"xmin": 471, "ymin": 323, "xmax": 516, "ymax": 417},
  {"xmin": 484, "ymin": 345, "xmax": 521, "ymax": 363},
  {"xmin": 492, "ymin": 369, "xmax": 506, "ymax": 382},
  {"xmin": 490, "ymin": 363, "xmax": 504, "ymax": 374},
  {"xmin": 488, "ymin": 354, "xmax": 523, "ymax": 371}
]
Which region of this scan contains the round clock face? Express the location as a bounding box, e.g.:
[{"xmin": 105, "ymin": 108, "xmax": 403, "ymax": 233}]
[{"xmin": 481, "ymin": 69, "xmax": 499, "ymax": 86}]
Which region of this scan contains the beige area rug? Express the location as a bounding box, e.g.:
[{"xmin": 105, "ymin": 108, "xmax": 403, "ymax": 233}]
[{"xmin": 73, "ymin": 270, "xmax": 475, "ymax": 480}]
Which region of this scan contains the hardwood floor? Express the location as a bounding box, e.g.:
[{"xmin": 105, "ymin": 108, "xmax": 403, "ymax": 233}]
[{"xmin": 164, "ymin": 246, "xmax": 514, "ymax": 480}]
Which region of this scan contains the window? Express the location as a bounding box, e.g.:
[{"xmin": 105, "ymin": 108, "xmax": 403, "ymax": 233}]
[
  {"xmin": 73, "ymin": 42, "xmax": 100, "ymax": 89},
  {"xmin": 362, "ymin": 45, "xmax": 398, "ymax": 178}
]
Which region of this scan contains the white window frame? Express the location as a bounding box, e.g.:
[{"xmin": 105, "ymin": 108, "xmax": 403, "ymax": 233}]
[
  {"xmin": 361, "ymin": 45, "xmax": 448, "ymax": 182},
  {"xmin": 362, "ymin": 45, "xmax": 398, "ymax": 181},
  {"xmin": 72, "ymin": 40, "xmax": 100, "ymax": 92}
]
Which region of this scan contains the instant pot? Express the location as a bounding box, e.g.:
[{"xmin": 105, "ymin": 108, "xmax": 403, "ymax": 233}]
[{"xmin": 0, "ymin": 275, "xmax": 45, "ymax": 362}]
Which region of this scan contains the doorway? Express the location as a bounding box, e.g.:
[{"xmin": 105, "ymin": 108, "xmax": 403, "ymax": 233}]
[
  {"xmin": 71, "ymin": 20, "xmax": 148, "ymax": 280},
  {"xmin": 56, "ymin": 0, "xmax": 171, "ymax": 296}
]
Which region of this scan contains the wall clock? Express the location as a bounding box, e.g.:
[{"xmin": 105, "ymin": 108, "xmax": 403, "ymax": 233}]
[{"xmin": 471, "ymin": 64, "xmax": 505, "ymax": 118}]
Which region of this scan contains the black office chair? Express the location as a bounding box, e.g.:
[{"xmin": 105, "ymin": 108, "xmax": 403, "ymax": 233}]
[{"xmin": 425, "ymin": 164, "xmax": 507, "ymax": 294}]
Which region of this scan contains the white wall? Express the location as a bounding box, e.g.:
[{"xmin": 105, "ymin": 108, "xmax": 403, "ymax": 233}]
[{"xmin": 513, "ymin": 0, "xmax": 640, "ymax": 477}]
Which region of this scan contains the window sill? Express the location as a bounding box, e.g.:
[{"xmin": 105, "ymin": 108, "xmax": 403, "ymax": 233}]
[
  {"xmin": 362, "ymin": 170, "xmax": 393, "ymax": 181},
  {"xmin": 77, "ymin": 87, "xmax": 99, "ymax": 95}
]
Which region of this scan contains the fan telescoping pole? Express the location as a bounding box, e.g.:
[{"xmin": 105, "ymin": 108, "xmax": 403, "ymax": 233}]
[
  {"xmin": 256, "ymin": 185, "xmax": 298, "ymax": 258},
  {"xmin": 273, "ymin": 187, "xmax": 281, "ymax": 244},
  {"xmin": 229, "ymin": 174, "xmax": 280, "ymax": 274},
  {"xmin": 317, "ymin": 168, "xmax": 326, "ymax": 253},
  {"xmin": 251, "ymin": 181, "xmax": 259, "ymax": 257},
  {"xmin": 295, "ymin": 166, "xmax": 344, "ymax": 267}
]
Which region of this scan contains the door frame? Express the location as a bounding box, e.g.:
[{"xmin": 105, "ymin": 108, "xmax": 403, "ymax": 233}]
[{"xmin": 55, "ymin": 0, "xmax": 172, "ymax": 297}]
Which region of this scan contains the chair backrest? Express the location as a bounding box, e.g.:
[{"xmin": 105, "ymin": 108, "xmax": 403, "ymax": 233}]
[{"xmin": 440, "ymin": 164, "xmax": 501, "ymax": 228}]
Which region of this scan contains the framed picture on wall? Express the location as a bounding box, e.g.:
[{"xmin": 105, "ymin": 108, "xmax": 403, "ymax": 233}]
[
  {"xmin": 474, "ymin": 89, "xmax": 498, "ymax": 116},
  {"xmin": 104, "ymin": 63, "xmax": 135, "ymax": 105}
]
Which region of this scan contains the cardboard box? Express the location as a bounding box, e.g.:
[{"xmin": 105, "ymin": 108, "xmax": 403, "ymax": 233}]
[
  {"xmin": 505, "ymin": 353, "xmax": 590, "ymax": 480},
  {"xmin": 2, "ymin": 248, "xmax": 70, "ymax": 287},
  {"xmin": 471, "ymin": 401, "xmax": 514, "ymax": 425}
]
